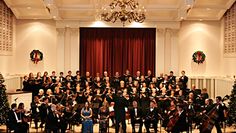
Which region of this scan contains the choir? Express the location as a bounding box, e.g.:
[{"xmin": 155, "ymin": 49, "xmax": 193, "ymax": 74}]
[{"xmin": 6, "ymin": 70, "xmax": 228, "ymax": 133}]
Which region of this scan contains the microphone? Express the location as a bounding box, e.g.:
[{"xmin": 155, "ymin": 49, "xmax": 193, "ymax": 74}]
[{"xmin": 14, "ymin": 97, "xmax": 18, "ymax": 101}]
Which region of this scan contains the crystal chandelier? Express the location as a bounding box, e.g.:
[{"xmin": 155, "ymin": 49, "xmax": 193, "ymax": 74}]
[{"xmin": 100, "ymin": 0, "xmax": 146, "ymax": 26}]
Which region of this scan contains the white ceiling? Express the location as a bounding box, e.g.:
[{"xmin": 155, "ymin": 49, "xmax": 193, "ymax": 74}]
[{"xmin": 3, "ymin": 0, "xmax": 236, "ymax": 22}]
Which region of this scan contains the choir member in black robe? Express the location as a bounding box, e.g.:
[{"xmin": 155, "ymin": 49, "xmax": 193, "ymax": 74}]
[
  {"xmin": 112, "ymin": 72, "xmax": 120, "ymax": 90},
  {"xmin": 22, "ymin": 75, "xmax": 30, "ymax": 92},
  {"xmin": 179, "ymin": 70, "xmax": 188, "ymax": 92},
  {"xmin": 168, "ymin": 71, "xmax": 176, "ymax": 85},
  {"xmin": 50, "ymin": 71, "xmax": 57, "ymax": 83},
  {"xmin": 145, "ymin": 70, "xmax": 153, "ymax": 86}
]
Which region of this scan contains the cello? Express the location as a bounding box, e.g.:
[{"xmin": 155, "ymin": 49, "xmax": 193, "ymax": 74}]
[
  {"xmin": 166, "ymin": 110, "xmax": 180, "ymax": 132},
  {"xmin": 199, "ymin": 105, "xmax": 218, "ymax": 133},
  {"xmin": 200, "ymin": 95, "xmax": 228, "ymax": 133}
]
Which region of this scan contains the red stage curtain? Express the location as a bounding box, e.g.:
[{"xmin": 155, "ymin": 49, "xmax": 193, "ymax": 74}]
[{"xmin": 80, "ymin": 28, "xmax": 156, "ymax": 76}]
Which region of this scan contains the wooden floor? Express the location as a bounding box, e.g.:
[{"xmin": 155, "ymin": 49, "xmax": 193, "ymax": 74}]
[{"xmin": 0, "ymin": 121, "xmax": 236, "ymax": 133}]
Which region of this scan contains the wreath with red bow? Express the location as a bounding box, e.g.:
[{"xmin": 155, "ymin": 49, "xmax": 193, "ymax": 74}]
[
  {"xmin": 30, "ymin": 50, "xmax": 43, "ymax": 64},
  {"xmin": 192, "ymin": 51, "xmax": 206, "ymax": 64}
]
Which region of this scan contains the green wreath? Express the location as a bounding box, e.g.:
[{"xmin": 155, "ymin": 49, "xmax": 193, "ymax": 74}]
[
  {"xmin": 192, "ymin": 51, "xmax": 206, "ymax": 64},
  {"xmin": 30, "ymin": 50, "xmax": 43, "ymax": 64}
]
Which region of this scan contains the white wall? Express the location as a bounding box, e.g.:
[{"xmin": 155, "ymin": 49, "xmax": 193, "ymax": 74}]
[
  {"xmin": 1, "ymin": 19, "xmax": 232, "ymax": 78},
  {"xmin": 15, "ymin": 20, "xmax": 57, "ymax": 74},
  {"xmin": 219, "ymin": 18, "xmax": 236, "ymax": 77},
  {"xmin": 0, "ymin": 19, "xmax": 57, "ymax": 76},
  {"xmin": 179, "ymin": 21, "xmax": 221, "ymax": 76}
]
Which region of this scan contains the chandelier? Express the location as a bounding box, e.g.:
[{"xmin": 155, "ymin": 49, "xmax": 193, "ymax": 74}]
[{"xmin": 100, "ymin": 0, "xmax": 146, "ymax": 26}]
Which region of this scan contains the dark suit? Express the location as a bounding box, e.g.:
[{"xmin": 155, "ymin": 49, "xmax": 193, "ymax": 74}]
[
  {"xmin": 144, "ymin": 107, "xmax": 159, "ymax": 133},
  {"xmin": 39, "ymin": 103, "xmax": 48, "ymax": 127},
  {"xmin": 172, "ymin": 110, "xmax": 188, "ymax": 133},
  {"xmin": 45, "ymin": 108, "xmax": 59, "ymax": 133},
  {"xmin": 7, "ymin": 109, "xmax": 28, "ymax": 133},
  {"xmin": 168, "ymin": 76, "xmax": 176, "ymax": 84},
  {"xmin": 214, "ymin": 103, "xmax": 227, "ymax": 133},
  {"xmin": 179, "ymin": 76, "xmax": 188, "ymax": 91},
  {"xmin": 113, "ymin": 94, "xmax": 129, "ymax": 133},
  {"xmin": 130, "ymin": 107, "xmax": 143, "ymax": 133}
]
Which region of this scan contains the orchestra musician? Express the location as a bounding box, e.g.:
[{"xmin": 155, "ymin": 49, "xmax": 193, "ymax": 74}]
[
  {"xmin": 39, "ymin": 97, "xmax": 49, "ymax": 128},
  {"xmin": 16, "ymin": 103, "xmax": 30, "ymax": 132},
  {"xmin": 213, "ymin": 96, "xmax": 228, "ymax": 133},
  {"xmin": 170, "ymin": 103, "xmax": 188, "ymax": 133},
  {"xmin": 20, "ymin": 69, "xmax": 214, "ymax": 133},
  {"xmin": 163, "ymin": 98, "xmax": 176, "ymax": 128},
  {"xmin": 144, "ymin": 100, "xmax": 159, "ymax": 133},
  {"xmin": 45, "ymin": 104, "xmax": 59, "ymax": 133},
  {"xmin": 31, "ymin": 96, "xmax": 41, "ymax": 129},
  {"xmin": 130, "ymin": 100, "xmax": 143, "ymax": 133},
  {"xmin": 7, "ymin": 103, "xmax": 28, "ymax": 133}
]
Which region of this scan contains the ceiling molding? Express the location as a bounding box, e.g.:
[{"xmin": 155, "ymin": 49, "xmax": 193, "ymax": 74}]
[{"xmin": 3, "ymin": 0, "xmax": 235, "ymax": 21}]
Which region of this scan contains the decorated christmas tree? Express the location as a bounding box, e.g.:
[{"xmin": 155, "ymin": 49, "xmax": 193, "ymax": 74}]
[
  {"xmin": 228, "ymin": 76, "xmax": 236, "ymax": 126},
  {"xmin": 0, "ymin": 73, "xmax": 9, "ymax": 125}
]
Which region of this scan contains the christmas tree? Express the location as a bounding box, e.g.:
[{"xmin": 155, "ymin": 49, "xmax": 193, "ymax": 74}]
[
  {"xmin": 0, "ymin": 73, "xmax": 9, "ymax": 125},
  {"xmin": 228, "ymin": 76, "xmax": 236, "ymax": 126}
]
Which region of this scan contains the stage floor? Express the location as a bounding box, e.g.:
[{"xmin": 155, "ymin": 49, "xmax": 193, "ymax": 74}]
[{"xmin": 0, "ymin": 122, "xmax": 235, "ymax": 133}]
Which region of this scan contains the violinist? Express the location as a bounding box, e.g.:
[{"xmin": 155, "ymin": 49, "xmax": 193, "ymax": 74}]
[
  {"xmin": 16, "ymin": 103, "xmax": 29, "ymax": 132},
  {"xmin": 59, "ymin": 102, "xmax": 71, "ymax": 133},
  {"xmin": 39, "ymin": 97, "xmax": 49, "ymax": 128},
  {"xmin": 31, "ymin": 96, "xmax": 41, "ymax": 129},
  {"xmin": 45, "ymin": 104, "xmax": 60, "ymax": 133},
  {"xmin": 144, "ymin": 100, "xmax": 159, "ymax": 133},
  {"xmin": 7, "ymin": 103, "xmax": 28, "ymax": 133}
]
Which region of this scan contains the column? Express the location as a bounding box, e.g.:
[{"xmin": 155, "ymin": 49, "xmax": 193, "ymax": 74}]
[
  {"xmin": 164, "ymin": 28, "xmax": 172, "ymax": 74},
  {"xmin": 64, "ymin": 28, "xmax": 71, "ymax": 73},
  {"xmin": 56, "ymin": 28, "xmax": 65, "ymax": 73},
  {"xmin": 156, "ymin": 28, "xmax": 165, "ymax": 76},
  {"xmin": 70, "ymin": 28, "xmax": 79, "ymax": 72}
]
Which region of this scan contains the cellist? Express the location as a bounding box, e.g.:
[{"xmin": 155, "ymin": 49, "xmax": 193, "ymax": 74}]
[
  {"xmin": 170, "ymin": 103, "xmax": 188, "ymax": 133},
  {"xmin": 214, "ymin": 96, "xmax": 227, "ymax": 133}
]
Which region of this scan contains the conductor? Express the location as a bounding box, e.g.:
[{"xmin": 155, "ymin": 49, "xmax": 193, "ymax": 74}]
[{"xmin": 113, "ymin": 90, "xmax": 129, "ymax": 133}]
